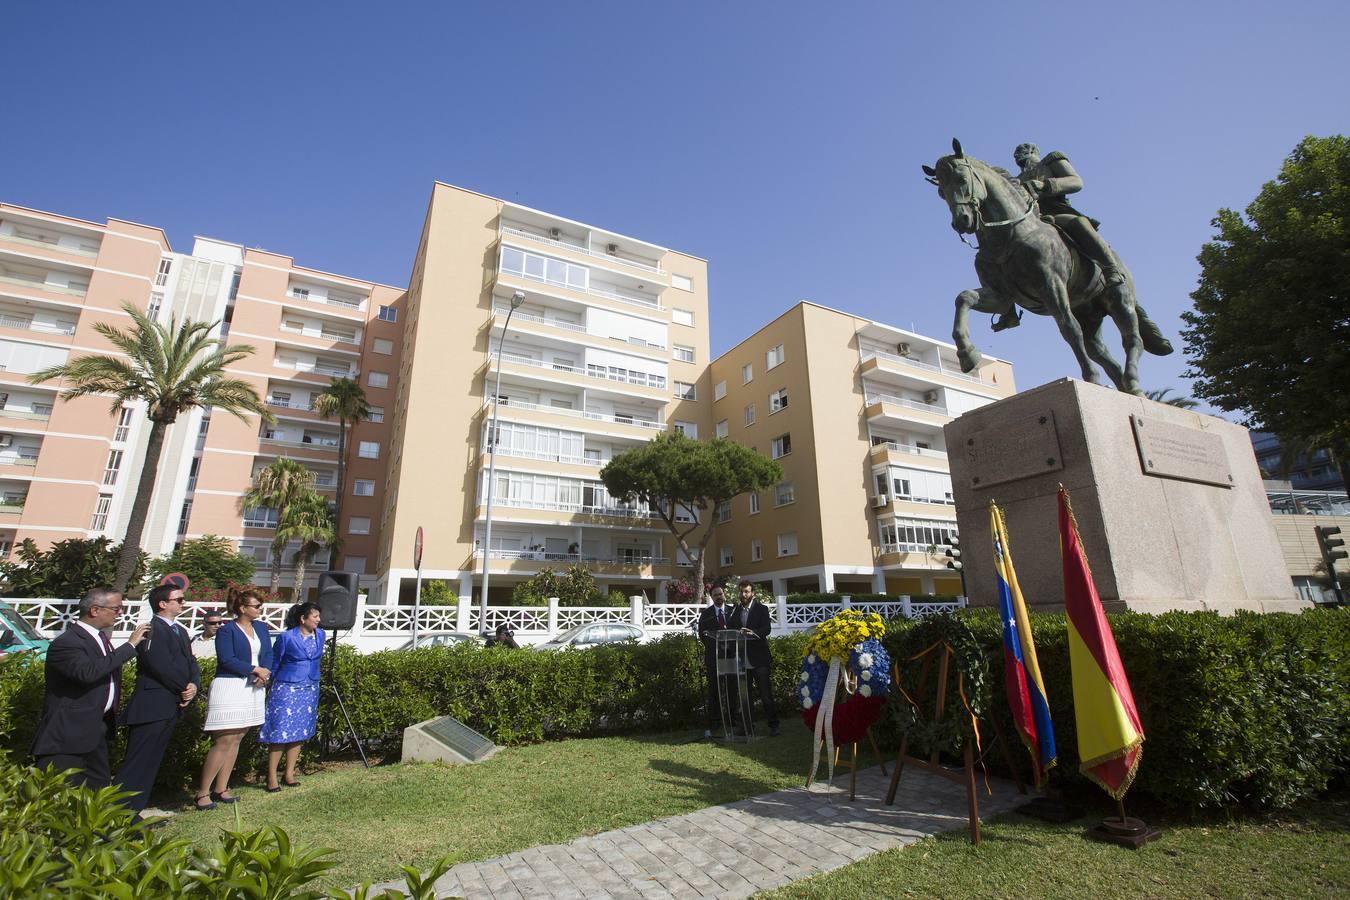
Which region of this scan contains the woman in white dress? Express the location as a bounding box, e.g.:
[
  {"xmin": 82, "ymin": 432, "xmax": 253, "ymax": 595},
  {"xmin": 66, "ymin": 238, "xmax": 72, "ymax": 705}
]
[{"xmin": 194, "ymin": 589, "xmax": 272, "ymax": 810}]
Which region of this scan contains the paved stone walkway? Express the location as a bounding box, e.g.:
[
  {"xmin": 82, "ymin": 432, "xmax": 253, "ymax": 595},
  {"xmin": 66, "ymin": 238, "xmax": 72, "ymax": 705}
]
[{"xmin": 371, "ymin": 764, "xmax": 1025, "ymax": 898}]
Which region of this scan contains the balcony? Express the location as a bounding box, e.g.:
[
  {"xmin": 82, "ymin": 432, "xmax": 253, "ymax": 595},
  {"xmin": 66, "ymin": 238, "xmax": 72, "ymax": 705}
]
[
  {"xmin": 278, "ymin": 321, "xmax": 361, "ymax": 347},
  {"xmin": 863, "ymin": 391, "xmax": 951, "ymax": 431},
  {"xmin": 286, "ymin": 286, "xmax": 366, "ymax": 315},
  {"xmin": 486, "ymin": 399, "xmax": 664, "ymax": 434},
  {"xmin": 869, "ymin": 441, "xmax": 949, "ymax": 470},
  {"xmin": 860, "ymin": 349, "xmax": 989, "ymax": 387},
  {"xmin": 495, "ymin": 353, "xmax": 668, "ymax": 403},
  {"xmin": 0, "ymin": 269, "xmax": 87, "ymax": 298},
  {"xmin": 268, "ymin": 397, "xmax": 316, "ymax": 412},
  {"xmin": 492, "ymin": 305, "xmax": 667, "ymax": 354},
  {"xmin": 0, "ymin": 406, "xmax": 52, "ymax": 423},
  {"xmin": 0, "ymin": 449, "xmax": 39, "ymax": 468},
  {"xmin": 477, "ymin": 495, "xmax": 659, "ymax": 522},
  {"xmin": 497, "ymin": 265, "xmax": 663, "ymax": 313},
  {"xmin": 500, "ymin": 226, "xmax": 665, "ymax": 276},
  {"xmin": 475, "ymin": 548, "xmax": 669, "ymax": 572},
  {"xmin": 260, "ymin": 432, "xmax": 340, "ymax": 451},
  {"xmin": 0, "ymin": 311, "xmax": 77, "ymax": 336},
  {"xmin": 275, "ymin": 358, "xmax": 356, "ymax": 379}
]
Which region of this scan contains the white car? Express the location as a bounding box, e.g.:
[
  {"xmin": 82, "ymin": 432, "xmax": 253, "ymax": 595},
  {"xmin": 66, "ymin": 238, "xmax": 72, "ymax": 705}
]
[
  {"xmin": 394, "ymin": 631, "xmax": 485, "ymax": 651},
  {"xmin": 530, "ymin": 622, "xmax": 644, "ymax": 651}
]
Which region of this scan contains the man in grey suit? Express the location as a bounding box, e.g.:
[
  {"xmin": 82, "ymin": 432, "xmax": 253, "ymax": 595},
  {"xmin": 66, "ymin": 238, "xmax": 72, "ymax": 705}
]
[{"xmin": 31, "ymin": 588, "xmax": 149, "ymax": 788}]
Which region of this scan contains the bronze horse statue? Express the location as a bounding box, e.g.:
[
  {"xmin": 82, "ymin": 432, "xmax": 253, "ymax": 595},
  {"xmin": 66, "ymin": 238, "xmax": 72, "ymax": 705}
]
[{"xmin": 923, "ymin": 139, "xmax": 1172, "ymax": 395}]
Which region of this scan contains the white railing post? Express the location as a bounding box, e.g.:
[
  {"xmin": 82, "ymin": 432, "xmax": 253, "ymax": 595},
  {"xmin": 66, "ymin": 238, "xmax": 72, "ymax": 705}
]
[
  {"xmin": 901, "ymin": 594, "xmax": 913, "ymax": 619},
  {"xmin": 547, "ymin": 598, "xmax": 560, "ymax": 637},
  {"xmin": 958, "ymin": 595, "xmax": 968, "ymax": 609},
  {"xmin": 456, "ymin": 595, "xmax": 472, "ymax": 633},
  {"xmin": 629, "ymin": 595, "xmax": 643, "ymax": 628},
  {"xmin": 774, "ymin": 595, "xmax": 788, "ymax": 636},
  {"xmin": 354, "ymin": 591, "xmax": 369, "ymax": 639},
  {"xmin": 840, "ymin": 594, "xmax": 852, "ymax": 609}
]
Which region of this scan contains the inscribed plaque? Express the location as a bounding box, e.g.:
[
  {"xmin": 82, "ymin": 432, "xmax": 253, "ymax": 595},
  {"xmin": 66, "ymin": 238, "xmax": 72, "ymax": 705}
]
[
  {"xmin": 1130, "ymin": 415, "xmax": 1232, "ymax": 488},
  {"xmin": 962, "ymin": 411, "xmax": 1064, "ymax": 489},
  {"xmin": 424, "ymin": 715, "xmax": 495, "ymax": 761}
]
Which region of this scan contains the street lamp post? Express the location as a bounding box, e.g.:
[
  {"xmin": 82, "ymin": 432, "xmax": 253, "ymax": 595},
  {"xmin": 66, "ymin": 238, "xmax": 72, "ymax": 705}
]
[{"xmin": 479, "ymin": 290, "xmax": 526, "ymax": 631}]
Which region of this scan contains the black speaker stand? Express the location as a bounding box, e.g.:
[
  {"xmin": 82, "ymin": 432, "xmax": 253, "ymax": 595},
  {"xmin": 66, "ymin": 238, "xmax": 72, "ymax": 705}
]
[{"xmin": 321, "ymin": 631, "xmax": 369, "ymax": 768}]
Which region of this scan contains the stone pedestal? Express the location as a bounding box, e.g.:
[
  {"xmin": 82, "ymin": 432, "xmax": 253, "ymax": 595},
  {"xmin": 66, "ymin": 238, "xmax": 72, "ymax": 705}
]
[{"xmin": 944, "ymin": 378, "xmax": 1302, "ymax": 614}]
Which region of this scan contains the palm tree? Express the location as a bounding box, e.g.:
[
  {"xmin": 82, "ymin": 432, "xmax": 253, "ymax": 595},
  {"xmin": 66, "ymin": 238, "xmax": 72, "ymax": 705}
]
[
  {"xmin": 32, "ymin": 303, "xmax": 272, "ymax": 592},
  {"xmin": 242, "ymin": 458, "xmax": 317, "ymax": 590},
  {"xmin": 314, "ymin": 377, "xmax": 370, "ymax": 537},
  {"xmin": 1144, "ymin": 388, "xmax": 1200, "ymax": 409},
  {"xmin": 277, "ymin": 491, "xmax": 335, "ymax": 602}
]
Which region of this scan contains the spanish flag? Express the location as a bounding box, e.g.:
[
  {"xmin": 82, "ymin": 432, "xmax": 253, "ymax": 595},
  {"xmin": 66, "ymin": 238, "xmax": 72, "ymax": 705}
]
[
  {"xmin": 990, "ymin": 502, "xmax": 1057, "ymax": 782},
  {"xmin": 1059, "ymin": 487, "xmax": 1144, "ymax": 799}
]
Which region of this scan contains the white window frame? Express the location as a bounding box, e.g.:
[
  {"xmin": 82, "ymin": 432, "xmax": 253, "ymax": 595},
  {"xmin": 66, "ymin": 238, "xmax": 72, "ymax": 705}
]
[
  {"xmin": 766, "ymin": 344, "xmax": 785, "ymax": 370},
  {"xmin": 358, "ymin": 441, "xmax": 380, "ymax": 459},
  {"xmin": 720, "ymin": 545, "xmax": 734, "ymax": 567},
  {"xmin": 674, "ymin": 381, "xmax": 696, "ymax": 401},
  {"xmin": 367, "ymin": 372, "xmax": 389, "ymax": 389},
  {"xmin": 353, "ymin": 479, "xmax": 376, "ymax": 496},
  {"xmin": 771, "ymin": 433, "xmax": 792, "ymax": 459},
  {"xmin": 775, "ymin": 482, "xmax": 795, "ymax": 506},
  {"xmin": 348, "ymin": 516, "xmax": 371, "ymax": 535},
  {"xmin": 377, "ymin": 305, "xmax": 397, "ymax": 322},
  {"xmin": 741, "ymin": 363, "xmax": 753, "ymax": 384},
  {"xmin": 715, "ymin": 420, "xmax": 729, "ymax": 439},
  {"xmin": 673, "ymin": 421, "xmax": 698, "ymax": 439},
  {"xmin": 372, "ymin": 337, "xmax": 394, "ymax": 355},
  {"xmin": 673, "ymin": 345, "xmax": 695, "ymax": 363},
  {"xmin": 749, "ymin": 492, "xmax": 760, "ymax": 514},
  {"xmin": 751, "ymin": 539, "xmax": 762, "ymax": 562},
  {"xmin": 367, "ymin": 406, "xmax": 384, "ymax": 423},
  {"xmin": 671, "ymin": 308, "xmax": 694, "ymax": 327},
  {"xmin": 777, "ymin": 532, "xmax": 799, "ymax": 557},
  {"xmin": 671, "ymin": 274, "xmax": 694, "ymax": 292},
  {"xmin": 744, "ymin": 404, "xmax": 756, "ymax": 426},
  {"xmin": 769, "ymin": 388, "xmax": 789, "ymax": 414},
  {"xmin": 713, "ymin": 380, "xmax": 726, "ymax": 400}
]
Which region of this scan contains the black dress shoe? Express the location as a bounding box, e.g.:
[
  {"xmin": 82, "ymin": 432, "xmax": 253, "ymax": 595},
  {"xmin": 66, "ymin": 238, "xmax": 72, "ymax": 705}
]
[
  {"xmin": 210, "ymin": 791, "xmax": 239, "ymax": 804},
  {"xmin": 193, "ymin": 795, "xmax": 216, "ymax": 811},
  {"xmin": 282, "ymin": 779, "xmax": 301, "ymax": 788}
]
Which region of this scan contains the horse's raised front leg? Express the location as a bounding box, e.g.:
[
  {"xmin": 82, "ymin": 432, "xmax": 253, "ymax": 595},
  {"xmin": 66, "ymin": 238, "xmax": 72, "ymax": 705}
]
[
  {"xmin": 953, "ymin": 287, "xmax": 1003, "ymax": 373},
  {"xmin": 1043, "ymin": 278, "xmax": 1101, "ymax": 384}
]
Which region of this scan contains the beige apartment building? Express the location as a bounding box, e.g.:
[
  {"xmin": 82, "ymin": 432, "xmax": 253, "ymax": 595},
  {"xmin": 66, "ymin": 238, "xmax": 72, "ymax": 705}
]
[
  {"xmin": 706, "ymin": 302, "xmax": 1015, "ymax": 599},
  {"xmin": 0, "ymin": 202, "xmax": 403, "ymax": 596}
]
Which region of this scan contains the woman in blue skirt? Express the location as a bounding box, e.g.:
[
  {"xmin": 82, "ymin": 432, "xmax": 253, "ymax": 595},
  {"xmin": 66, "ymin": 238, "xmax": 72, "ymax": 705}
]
[{"xmin": 259, "ymin": 601, "xmax": 324, "ymax": 791}]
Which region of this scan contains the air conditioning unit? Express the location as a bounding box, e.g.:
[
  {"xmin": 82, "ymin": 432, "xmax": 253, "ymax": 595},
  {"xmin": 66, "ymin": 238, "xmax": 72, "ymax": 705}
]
[
  {"xmin": 871, "ymin": 494, "xmax": 889, "ymax": 508},
  {"xmin": 549, "ymin": 227, "xmax": 562, "ymax": 239},
  {"xmin": 0, "ymin": 435, "xmax": 11, "ymax": 448},
  {"xmin": 606, "ymin": 243, "xmax": 619, "ymax": 254},
  {"xmin": 924, "ymin": 390, "xmax": 940, "ymax": 405},
  {"xmin": 897, "ymin": 342, "xmax": 911, "ymax": 356}
]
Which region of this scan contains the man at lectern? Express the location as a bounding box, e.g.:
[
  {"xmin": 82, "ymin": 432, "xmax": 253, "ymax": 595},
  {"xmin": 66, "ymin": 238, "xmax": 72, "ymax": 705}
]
[
  {"xmin": 729, "ymin": 581, "xmax": 779, "ymax": 736},
  {"xmin": 696, "ymin": 585, "xmax": 732, "ymax": 739}
]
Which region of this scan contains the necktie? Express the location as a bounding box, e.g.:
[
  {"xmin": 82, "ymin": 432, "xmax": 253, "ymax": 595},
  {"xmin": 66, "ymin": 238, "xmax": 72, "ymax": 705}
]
[
  {"xmin": 717, "ymin": 608, "xmax": 725, "ymax": 629},
  {"xmin": 99, "ymin": 631, "xmax": 120, "ymax": 711}
]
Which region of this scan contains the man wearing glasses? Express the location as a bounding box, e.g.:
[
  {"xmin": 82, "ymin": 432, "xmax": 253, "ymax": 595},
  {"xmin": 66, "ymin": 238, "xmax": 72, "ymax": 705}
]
[
  {"xmin": 31, "ymin": 588, "xmax": 150, "ymax": 788},
  {"xmin": 193, "ymin": 609, "xmax": 224, "ymax": 659}
]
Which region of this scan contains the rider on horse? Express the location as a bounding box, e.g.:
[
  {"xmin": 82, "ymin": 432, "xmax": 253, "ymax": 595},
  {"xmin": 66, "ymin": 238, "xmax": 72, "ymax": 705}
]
[{"xmin": 995, "ymin": 143, "xmax": 1125, "ymax": 332}]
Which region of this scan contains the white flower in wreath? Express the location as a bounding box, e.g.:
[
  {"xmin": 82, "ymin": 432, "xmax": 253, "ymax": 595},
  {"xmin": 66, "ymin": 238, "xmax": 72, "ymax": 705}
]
[
  {"xmin": 803, "ymin": 697, "xmax": 814, "ymax": 709},
  {"xmin": 807, "ymin": 653, "xmax": 817, "ymax": 663},
  {"xmin": 861, "ymin": 670, "xmax": 872, "ymax": 681},
  {"xmin": 858, "ymin": 652, "xmax": 874, "ymax": 668},
  {"xmin": 799, "ymin": 671, "xmax": 810, "ymax": 683},
  {"xmin": 859, "ymin": 685, "xmax": 872, "ymax": 698}
]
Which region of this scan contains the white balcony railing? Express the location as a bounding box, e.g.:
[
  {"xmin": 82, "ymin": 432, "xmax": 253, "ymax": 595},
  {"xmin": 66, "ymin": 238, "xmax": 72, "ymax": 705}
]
[
  {"xmin": 279, "ymin": 359, "xmax": 356, "ymax": 378},
  {"xmin": 477, "ymin": 549, "xmax": 669, "ymax": 566},
  {"xmin": 863, "ymin": 392, "xmax": 949, "ymax": 416},
  {"xmin": 0, "ymin": 407, "xmax": 52, "ymax": 421},
  {"xmin": 0, "ymin": 313, "xmax": 77, "ymax": 335},
  {"xmin": 0, "ymin": 233, "xmax": 100, "ymax": 257},
  {"xmin": 290, "ymin": 290, "xmax": 363, "ymax": 311},
  {"xmin": 492, "ymin": 306, "xmax": 668, "ymax": 351},
  {"xmin": 267, "ymin": 398, "xmax": 315, "ymax": 411},
  {"xmin": 480, "ymin": 495, "xmax": 658, "ymax": 520},
  {"xmin": 872, "ymin": 442, "xmax": 948, "ymax": 460},
  {"xmin": 0, "ymin": 273, "xmax": 87, "ymax": 297},
  {"xmin": 861, "ymin": 349, "xmax": 986, "ymax": 384},
  {"xmin": 485, "ymin": 398, "xmax": 664, "ymax": 431},
  {"xmin": 484, "ymin": 445, "xmax": 590, "ymax": 466},
  {"xmin": 279, "ymin": 323, "xmax": 360, "ymax": 345},
  {"xmin": 498, "ymin": 352, "xmax": 667, "ymax": 390},
  {"xmin": 501, "ymin": 268, "xmax": 663, "ymax": 311},
  {"xmin": 260, "ymin": 434, "xmax": 339, "ymax": 450},
  {"xmin": 500, "ymin": 226, "xmax": 665, "ymax": 275}
]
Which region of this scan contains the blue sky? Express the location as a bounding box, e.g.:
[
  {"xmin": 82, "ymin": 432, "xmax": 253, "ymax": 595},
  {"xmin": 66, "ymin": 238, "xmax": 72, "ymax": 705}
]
[{"xmin": 4, "ymin": 1, "xmax": 1346, "ymax": 409}]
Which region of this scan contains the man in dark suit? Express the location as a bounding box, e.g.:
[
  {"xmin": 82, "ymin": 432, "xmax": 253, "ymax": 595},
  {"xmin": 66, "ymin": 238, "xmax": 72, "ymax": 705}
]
[
  {"xmin": 116, "ymin": 583, "xmax": 201, "ymax": 813},
  {"xmin": 31, "ymin": 588, "xmax": 150, "ymax": 788},
  {"xmin": 729, "ymin": 580, "xmax": 780, "ymax": 736},
  {"xmin": 697, "ymin": 584, "xmax": 734, "ymax": 739}
]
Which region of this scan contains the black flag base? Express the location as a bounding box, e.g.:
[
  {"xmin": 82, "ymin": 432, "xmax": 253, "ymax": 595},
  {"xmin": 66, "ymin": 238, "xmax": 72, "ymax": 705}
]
[{"xmin": 1087, "ymin": 799, "xmax": 1162, "ymax": 848}]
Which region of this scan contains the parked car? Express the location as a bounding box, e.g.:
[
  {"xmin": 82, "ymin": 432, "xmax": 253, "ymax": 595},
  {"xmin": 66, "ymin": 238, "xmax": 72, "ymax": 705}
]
[
  {"xmin": 0, "ymin": 602, "xmax": 50, "ymax": 660},
  {"xmin": 393, "ymin": 631, "xmax": 485, "ymax": 651},
  {"xmin": 531, "ymin": 622, "xmax": 644, "ymax": 652}
]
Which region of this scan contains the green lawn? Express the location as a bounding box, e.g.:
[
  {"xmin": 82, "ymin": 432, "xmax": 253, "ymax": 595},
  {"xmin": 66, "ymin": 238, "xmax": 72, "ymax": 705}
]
[
  {"xmin": 160, "ymin": 725, "xmax": 814, "ymax": 892},
  {"xmin": 759, "ymin": 795, "xmax": 1350, "ymax": 899}
]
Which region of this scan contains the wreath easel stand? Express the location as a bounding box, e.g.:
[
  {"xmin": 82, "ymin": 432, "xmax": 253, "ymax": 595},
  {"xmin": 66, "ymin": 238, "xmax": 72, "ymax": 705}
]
[
  {"xmin": 884, "ymin": 641, "xmax": 1026, "ymax": 844},
  {"xmin": 806, "ymin": 666, "xmax": 889, "ymax": 801}
]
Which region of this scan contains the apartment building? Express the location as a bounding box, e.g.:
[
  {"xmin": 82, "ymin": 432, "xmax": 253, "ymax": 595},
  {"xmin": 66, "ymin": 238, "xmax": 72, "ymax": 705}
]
[
  {"xmin": 0, "ymin": 202, "xmax": 404, "ymax": 596},
  {"xmin": 371, "ymin": 183, "xmax": 712, "ymax": 607},
  {"xmin": 706, "ymin": 302, "xmax": 1015, "ymax": 599}
]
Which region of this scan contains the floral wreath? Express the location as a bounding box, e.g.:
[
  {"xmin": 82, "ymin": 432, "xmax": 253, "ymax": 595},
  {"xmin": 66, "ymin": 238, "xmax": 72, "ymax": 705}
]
[{"xmin": 799, "ymin": 610, "xmax": 890, "ymax": 786}]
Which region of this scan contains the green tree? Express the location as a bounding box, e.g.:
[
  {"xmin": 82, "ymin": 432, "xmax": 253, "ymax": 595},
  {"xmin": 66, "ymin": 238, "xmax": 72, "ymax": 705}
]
[
  {"xmin": 276, "ymin": 492, "xmax": 336, "ymax": 601},
  {"xmin": 1181, "ymin": 135, "xmax": 1350, "ymax": 489},
  {"xmin": 601, "ymin": 433, "xmax": 782, "ymax": 603},
  {"xmin": 418, "ymin": 579, "xmax": 457, "ymax": 606},
  {"xmin": 242, "ymin": 457, "xmax": 318, "ymax": 591},
  {"xmin": 30, "ymin": 304, "xmax": 272, "ymax": 592},
  {"xmin": 1144, "ymin": 387, "xmax": 1200, "ymax": 409},
  {"xmin": 313, "ymin": 377, "xmax": 370, "ymax": 536},
  {"xmin": 146, "ymin": 535, "xmax": 257, "ymax": 594},
  {"xmin": 0, "ymin": 538, "xmax": 146, "ymax": 599},
  {"xmin": 556, "ymin": 564, "xmax": 601, "ymax": 607}
]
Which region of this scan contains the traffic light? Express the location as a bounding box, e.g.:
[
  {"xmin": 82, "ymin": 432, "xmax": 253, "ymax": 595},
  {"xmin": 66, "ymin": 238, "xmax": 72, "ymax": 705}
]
[
  {"xmin": 944, "ymin": 535, "xmax": 962, "ymax": 571},
  {"xmin": 1316, "ymin": 525, "xmax": 1347, "ymax": 566}
]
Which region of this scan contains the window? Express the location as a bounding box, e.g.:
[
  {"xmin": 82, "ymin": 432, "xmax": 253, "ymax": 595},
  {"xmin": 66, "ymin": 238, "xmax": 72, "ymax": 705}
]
[
  {"xmin": 358, "ymin": 441, "xmax": 380, "ymax": 459},
  {"xmin": 228, "ymin": 271, "xmax": 240, "ymax": 299},
  {"xmin": 348, "ymin": 516, "xmax": 371, "ymax": 535},
  {"xmin": 343, "ymin": 556, "xmax": 368, "ymax": 574},
  {"xmin": 879, "ymin": 517, "xmax": 959, "ymax": 553},
  {"xmin": 714, "ymin": 380, "xmax": 726, "ymax": 401},
  {"xmin": 673, "ymin": 421, "xmax": 698, "ymax": 439},
  {"xmin": 769, "ymin": 388, "xmax": 789, "ymax": 413},
  {"xmin": 353, "ymin": 479, "xmax": 375, "ymax": 496},
  {"xmin": 89, "ymin": 495, "xmax": 112, "ymax": 531},
  {"xmin": 243, "ymin": 506, "xmax": 279, "ymax": 528},
  {"xmin": 672, "ymin": 308, "xmax": 694, "ymax": 327},
  {"xmin": 744, "ymin": 404, "xmax": 756, "ymax": 426},
  {"xmin": 367, "ymin": 372, "xmax": 389, "ymax": 389},
  {"xmin": 102, "ymin": 449, "xmax": 123, "ymax": 485},
  {"xmin": 777, "ymin": 532, "xmax": 799, "ymax": 557},
  {"xmin": 749, "ymin": 492, "xmax": 760, "ymax": 514},
  {"xmin": 716, "ymin": 500, "xmax": 732, "ymax": 523},
  {"xmin": 720, "ymin": 545, "xmax": 734, "ymax": 567},
  {"xmin": 741, "ymin": 363, "xmax": 753, "ymax": 384},
  {"xmin": 672, "ymin": 274, "xmax": 694, "ymax": 292},
  {"xmin": 771, "ymin": 433, "xmax": 792, "ymax": 459},
  {"xmin": 177, "ymin": 500, "xmax": 192, "ymax": 534},
  {"xmin": 377, "ymin": 305, "xmax": 397, "ymax": 322},
  {"xmin": 673, "ymin": 503, "xmax": 697, "ymax": 524},
  {"xmin": 674, "ymin": 381, "xmax": 696, "ymax": 400},
  {"xmin": 147, "ymin": 291, "xmax": 163, "ymax": 320},
  {"xmin": 766, "ymin": 344, "xmax": 785, "ymax": 369},
  {"xmin": 367, "ymin": 406, "xmax": 384, "ymax": 423},
  {"xmin": 716, "ymin": 420, "xmax": 729, "ymax": 439},
  {"xmin": 775, "ymin": 482, "xmax": 795, "ymax": 506},
  {"xmin": 113, "ymin": 407, "xmax": 133, "ymax": 442},
  {"xmin": 751, "ymin": 540, "xmax": 763, "ymax": 562},
  {"xmin": 155, "ymin": 258, "xmax": 172, "ymax": 287},
  {"xmin": 673, "ymin": 345, "xmax": 695, "ymax": 363},
  {"xmin": 372, "ymin": 338, "xmax": 394, "ymax": 355},
  {"xmin": 291, "ymin": 286, "xmax": 310, "ymax": 300},
  {"xmin": 499, "ymin": 246, "xmax": 589, "ymax": 292}
]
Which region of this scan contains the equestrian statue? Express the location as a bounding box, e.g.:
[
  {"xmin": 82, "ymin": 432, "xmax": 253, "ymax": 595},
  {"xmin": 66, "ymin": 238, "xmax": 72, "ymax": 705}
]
[{"xmin": 922, "ymin": 139, "xmax": 1172, "ymax": 396}]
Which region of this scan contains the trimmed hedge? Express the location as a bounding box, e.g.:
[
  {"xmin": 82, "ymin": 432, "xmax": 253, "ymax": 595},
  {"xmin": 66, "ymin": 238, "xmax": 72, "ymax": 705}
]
[{"xmin": 1, "ymin": 610, "xmax": 1346, "ymax": 810}]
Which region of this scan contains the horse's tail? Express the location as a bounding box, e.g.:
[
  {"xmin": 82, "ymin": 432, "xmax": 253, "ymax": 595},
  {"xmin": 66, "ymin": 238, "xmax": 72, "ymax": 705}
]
[{"xmin": 1135, "ymin": 304, "xmax": 1174, "ymax": 356}]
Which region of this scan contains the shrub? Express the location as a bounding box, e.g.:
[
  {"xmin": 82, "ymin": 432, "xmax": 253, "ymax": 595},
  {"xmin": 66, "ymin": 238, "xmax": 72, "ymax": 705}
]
[
  {"xmin": 145, "ymin": 535, "xmax": 258, "ymax": 595},
  {"xmin": 605, "ymin": 589, "xmax": 632, "ymax": 607},
  {"xmin": 0, "ymin": 538, "xmax": 148, "ymax": 599},
  {"xmin": 417, "ymin": 579, "xmax": 456, "ymax": 606},
  {"xmin": 787, "ymin": 592, "xmax": 962, "ymax": 604}
]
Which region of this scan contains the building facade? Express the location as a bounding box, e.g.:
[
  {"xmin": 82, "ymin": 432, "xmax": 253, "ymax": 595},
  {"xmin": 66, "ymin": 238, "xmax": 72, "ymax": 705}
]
[{"xmin": 705, "ymin": 302, "xmax": 1015, "ymax": 599}]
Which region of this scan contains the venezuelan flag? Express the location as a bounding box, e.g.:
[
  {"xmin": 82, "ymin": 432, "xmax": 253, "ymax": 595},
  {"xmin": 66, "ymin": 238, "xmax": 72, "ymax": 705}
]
[
  {"xmin": 990, "ymin": 502, "xmax": 1057, "ymax": 782},
  {"xmin": 1059, "ymin": 487, "xmax": 1144, "ymax": 799}
]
